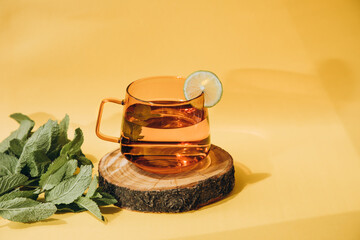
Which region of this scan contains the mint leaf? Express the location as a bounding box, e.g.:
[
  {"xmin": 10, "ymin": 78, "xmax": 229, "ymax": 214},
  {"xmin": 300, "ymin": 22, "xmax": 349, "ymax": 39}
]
[
  {"xmin": 0, "ymin": 113, "xmax": 34, "ymax": 153},
  {"xmin": 91, "ymin": 190, "xmax": 117, "ymax": 206},
  {"xmin": 91, "ymin": 196, "xmax": 117, "ymax": 206},
  {"xmin": 75, "ymin": 196, "xmax": 104, "ymax": 221},
  {"xmin": 64, "ymin": 160, "xmax": 78, "ymax": 178},
  {"xmin": 0, "ymin": 153, "xmax": 18, "ymax": 177},
  {"xmin": 0, "ymin": 113, "xmax": 116, "ymax": 223},
  {"xmin": 129, "ymin": 104, "xmax": 161, "ymax": 121},
  {"xmin": 39, "ymin": 155, "xmax": 67, "ymax": 191},
  {"xmin": 40, "ymin": 158, "xmax": 77, "ymax": 191},
  {"xmin": 27, "ymin": 151, "xmax": 51, "ymax": 177},
  {"xmin": 39, "ymin": 156, "xmax": 67, "ymax": 190},
  {"xmin": 123, "ymin": 104, "xmax": 161, "ymax": 141},
  {"xmin": 47, "ymin": 145, "xmax": 62, "ymax": 161},
  {"xmin": 58, "ymin": 114, "xmax": 69, "ymax": 145},
  {"xmin": 0, "ymin": 197, "xmax": 56, "ymax": 223},
  {"xmin": 48, "ymin": 122, "xmax": 60, "ymax": 156},
  {"xmin": 56, "ymin": 203, "xmax": 85, "ymax": 213},
  {"xmin": 85, "ymin": 176, "xmax": 98, "ymax": 198},
  {"xmin": 90, "ymin": 192, "xmax": 102, "ymax": 199},
  {"xmin": 60, "ymin": 128, "xmax": 83, "ymax": 158},
  {"xmin": 76, "ymin": 155, "xmax": 93, "ymax": 167},
  {"xmin": 47, "ymin": 115, "xmax": 70, "ymax": 160},
  {"xmin": 10, "ymin": 113, "xmax": 34, "ymax": 124},
  {"xmin": 0, "ymin": 189, "xmax": 38, "ymax": 201},
  {"xmin": 0, "ymin": 174, "xmax": 28, "ymax": 195},
  {"xmin": 15, "ymin": 120, "xmax": 57, "ymax": 174},
  {"xmin": 8, "ymin": 139, "xmax": 25, "ymax": 157},
  {"xmin": 45, "ymin": 165, "xmax": 92, "ymax": 204},
  {"xmin": 122, "ymin": 120, "xmax": 144, "ymax": 141}
]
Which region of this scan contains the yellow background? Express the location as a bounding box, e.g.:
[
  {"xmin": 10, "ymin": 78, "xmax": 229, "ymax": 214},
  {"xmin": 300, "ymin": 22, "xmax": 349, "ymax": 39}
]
[{"xmin": 1, "ymin": 0, "xmax": 360, "ymax": 239}]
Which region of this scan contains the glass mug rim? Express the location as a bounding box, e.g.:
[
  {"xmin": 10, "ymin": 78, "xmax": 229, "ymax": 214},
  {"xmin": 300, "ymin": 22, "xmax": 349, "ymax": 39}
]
[{"xmin": 125, "ymin": 75, "xmax": 204, "ymax": 106}]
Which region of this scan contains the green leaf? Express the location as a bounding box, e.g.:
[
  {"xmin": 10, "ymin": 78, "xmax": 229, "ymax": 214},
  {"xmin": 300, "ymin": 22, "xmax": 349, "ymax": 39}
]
[
  {"xmin": 0, "ymin": 197, "xmax": 56, "ymax": 223},
  {"xmin": 56, "ymin": 202, "xmax": 85, "ymax": 213},
  {"xmin": 58, "ymin": 114, "xmax": 69, "ymax": 145},
  {"xmin": 40, "ymin": 159, "xmax": 77, "ymax": 191},
  {"xmin": 0, "ymin": 113, "xmax": 34, "ymax": 153},
  {"xmin": 91, "ymin": 196, "xmax": 117, "ymax": 206},
  {"xmin": 76, "ymin": 155, "xmax": 93, "ymax": 167},
  {"xmin": 0, "ymin": 189, "xmax": 38, "ymax": 202},
  {"xmin": 64, "ymin": 160, "xmax": 78, "ymax": 178},
  {"xmin": 129, "ymin": 104, "xmax": 161, "ymax": 121},
  {"xmin": 0, "ymin": 153, "xmax": 18, "ymax": 177},
  {"xmin": 15, "ymin": 120, "xmax": 57, "ymax": 174},
  {"xmin": 75, "ymin": 196, "xmax": 104, "ymax": 221},
  {"xmin": 91, "ymin": 190, "xmax": 117, "ymax": 206},
  {"xmin": 8, "ymin": 139, "xmax": 25, "ymax": 157},
  {"xmin": 85, "ymin": 176, "xmax": 98, "ymax": 198},
  {"xmin": 45, "ymin": 165, "xmax": 92, "ymax": 204},
  {"xmin": 26, "ymin": 151, "xmax": 52, "ymax": 177},
  {"xmin": 39, "ymin": 155, "xmax": 67, "ymax": 191},
  {"xmin": 0, "ymin": 174, "xmax": 28, "ymax": 195},
  {"xmin": 90, "ymin": 192, "xmax": 102, "ymax": 199},
  {"xmin": 123, "ymin": 104, "xmax": 163, "ymax": 141},
  {"xmin": 47, "ymin": 115, "xmax": 70, "ymax": 160},
  {"xmin": 46, "ymin": 145, "xmax": 61, "ymax": 161},
  {"xmin": 10, "ymin": 113, "xmax": 34, "ymax": 124},
  {"xmin": 60, "ymin": 128, "xmax": 83, "ymax": 158},
  {"xmin": 122, "ymin": 120, "xmax": 144, "ymax": 141},
  {"xmin": 48, "ymin": 122, "xmax": 60, "ymax": 156},
  {"xmin": 0, "ymin": 113, "xmax": 107, "ymax": 223},
  {"xmin": 122, "ymin": 104, "xmax": 162, "ymax": 141}
]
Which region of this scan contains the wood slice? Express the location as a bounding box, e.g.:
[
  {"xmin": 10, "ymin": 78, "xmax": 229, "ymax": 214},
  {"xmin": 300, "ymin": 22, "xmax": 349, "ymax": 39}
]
[{"xmin": 98, "ymin": 145, "xmax": 235, "ymax": 212}]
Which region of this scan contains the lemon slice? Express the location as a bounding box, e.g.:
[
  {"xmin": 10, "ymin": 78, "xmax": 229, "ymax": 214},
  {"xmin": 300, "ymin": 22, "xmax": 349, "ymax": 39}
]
[{"xmin": 184, "ymin": 71, "xmax": 223, "ymax": 107}]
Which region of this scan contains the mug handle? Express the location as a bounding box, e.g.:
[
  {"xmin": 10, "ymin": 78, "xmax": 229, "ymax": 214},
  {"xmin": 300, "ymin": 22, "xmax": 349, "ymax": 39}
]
[{"xmin": 95, "ymin": 98, "xmax": 125, "ymax": 143}]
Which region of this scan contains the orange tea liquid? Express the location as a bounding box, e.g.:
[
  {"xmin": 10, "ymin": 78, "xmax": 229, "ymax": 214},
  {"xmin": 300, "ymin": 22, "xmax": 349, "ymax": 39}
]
[{"xmin": 121, "ymin": 101, "xmax": 210, "ymax": 174}]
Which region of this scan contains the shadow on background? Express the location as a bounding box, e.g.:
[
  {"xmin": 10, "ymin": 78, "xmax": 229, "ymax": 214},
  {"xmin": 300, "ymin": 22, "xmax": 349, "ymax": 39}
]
[
  {"xmin": 100, "ymin": 206, "xmax": 122, "ymax": 222},
  {"xmin": 1, "ymin": 218, "xmax": 66, "ymax": 229},
  {"xmin": 285, "ymin": 0, "xmax": 360, "ymax": 156},
  {"xmin": 28, "ymin": 112, "xmax": 57, "ymax": 126},
  {"xmin": 213, "ymin": 68, "xmax": 326, "ymax": 127},
  {"xmin": 223, "ymin": 162, "xmax": 270, "ymax": 200},
  {"xmin": 100, "ymin": 206, "xmax": 121, "ymax": 215},
  {"xmin": 230, "ymin": 162, "xmax": 270, "ymax": 196},
  {"xmin": 210, "ymin": 68, "xmax": 330, "ymax": 162},
  {"xmin": 317, "ymin": 59, "xmax": 360, "ymax": 156},
  {"xmin": 318, "ymin": 59, "xmax": 355, "ymax": 102},
  {"xmin": 197, "ymin": 161, "xmax": 270, "ymax": 210}
]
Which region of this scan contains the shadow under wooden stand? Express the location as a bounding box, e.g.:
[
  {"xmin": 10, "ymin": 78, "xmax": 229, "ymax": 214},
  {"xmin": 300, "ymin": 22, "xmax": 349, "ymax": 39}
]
[{"xmin": 98, "ymin": 145, "xmax": 235, "ymax": 212}]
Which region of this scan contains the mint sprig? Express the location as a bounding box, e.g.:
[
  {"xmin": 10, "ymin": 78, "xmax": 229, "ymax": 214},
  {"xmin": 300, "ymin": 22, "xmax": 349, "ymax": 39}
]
[
  {"xmin": 123, "ymin": 104, "xmax": 160, "ymax": 141},
  {"xmin": 0, "ymin": 113, "xmax": 117, "ymax": 223}
]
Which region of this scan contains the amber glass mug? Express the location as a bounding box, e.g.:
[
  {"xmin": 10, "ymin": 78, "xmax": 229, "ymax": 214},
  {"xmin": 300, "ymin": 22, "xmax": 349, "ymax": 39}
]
[{"xmin": 96, "ymin": 76, "xmax": 211, "ymax": 174}]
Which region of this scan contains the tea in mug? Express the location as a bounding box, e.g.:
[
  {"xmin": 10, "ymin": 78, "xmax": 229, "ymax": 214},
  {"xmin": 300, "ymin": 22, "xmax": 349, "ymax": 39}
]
[{"xmin": 121, "ymin": 101, "xmax": 210, "ymax": 174}]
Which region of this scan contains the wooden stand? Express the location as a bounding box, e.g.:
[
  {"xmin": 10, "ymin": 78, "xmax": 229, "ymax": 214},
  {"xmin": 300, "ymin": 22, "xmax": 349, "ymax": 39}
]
[{"xmin": 98, "ymin": 145, "xmax": 235, "ymax": 212}]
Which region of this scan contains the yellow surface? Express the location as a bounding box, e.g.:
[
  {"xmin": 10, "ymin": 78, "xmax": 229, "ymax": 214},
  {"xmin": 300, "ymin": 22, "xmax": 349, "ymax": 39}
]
[{"xmin": 1, "ymin": 0, "xmax": 360, "ymax": 239}]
